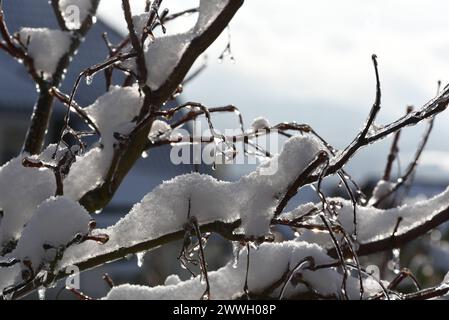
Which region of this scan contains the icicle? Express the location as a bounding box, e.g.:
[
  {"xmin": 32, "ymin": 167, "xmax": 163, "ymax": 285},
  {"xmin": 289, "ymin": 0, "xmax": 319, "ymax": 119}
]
[
  {"xmin": 232, "ymin": 242, "xmax": 241, "ymax": 269},
  {"xmin": 38, "ymin": 287, "xmax": 46, "ymax": 300},
  {"xmin": 136, "ymin": 252, "xmax": 145, "ymax": 268},
  {"xmin": 391, "ymin": 248, "xmax": 401, "ymax": 274},
  {"xmin": 85, "ymin": 74, "xmax": 93, "ymax": 86}
]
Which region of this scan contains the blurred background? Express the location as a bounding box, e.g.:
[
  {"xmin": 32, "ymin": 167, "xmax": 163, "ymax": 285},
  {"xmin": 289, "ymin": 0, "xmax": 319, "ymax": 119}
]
[{"xmin": 1, "ymin": 0, "xmax": 449, "ymax": 298}]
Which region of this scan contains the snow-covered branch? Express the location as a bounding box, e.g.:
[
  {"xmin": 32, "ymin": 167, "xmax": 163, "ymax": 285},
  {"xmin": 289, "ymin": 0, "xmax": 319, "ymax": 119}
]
[
  {"xmin": 78, "ymin": 0, "xmax": 244, "ymax": 212},
  {"xmin": 103, "ymin": 242, "xmax": 376, "ymax": 300}
]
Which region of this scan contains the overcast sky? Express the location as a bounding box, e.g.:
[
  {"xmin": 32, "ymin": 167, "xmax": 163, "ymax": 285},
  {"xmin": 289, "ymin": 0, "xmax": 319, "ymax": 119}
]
[{"xmin": 98, "ymin": 1, "xmax": 449, "ymax": 180}]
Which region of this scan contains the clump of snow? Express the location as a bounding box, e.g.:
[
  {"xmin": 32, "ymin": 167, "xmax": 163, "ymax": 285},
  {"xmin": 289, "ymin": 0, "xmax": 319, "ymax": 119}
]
[
  {"xmin": 142, "ymin": 0, "xmax": 232, "ymax": 90},
  {"xmin": 0, "ymin": 153, "xmax": 55, "ymax": 248},
  {"xmin": 144, "ymin": 33, "xmax": 193, "ymax": 90},
  {"xmin": 148, "ymin": 120, "xmax": 171, "ymax": 142},
  {"xmin": 250, "ymin": 117, "xmax": 271, "ymax": 131},
  {"xmin": 368, "ymin": 180, "xmax": 394, "ymax": 205},
  {"xmin": 195, "ymin": 0, "xmax": 230, "ymax": 34},
  {"xmin": 60, "ymin": 135, "xmax": 325, "ymax": 268},
  {"xmin": 104, "ymin": 241, "xmax": 376, "ymax": 300},
  {"xmin": 132, "ymin": 13, "xmax": 150, "ymax": 39},
  {"xmin": 8, "ymin": 197, "xmax": 91, "ymax": 271},
  {"xmin": 59, "ymin": 0, "xmax": 93, "ymax": 30},
  {"xmin": 239, "ymin": 136, "xmax": 325, "ymax": 235},
  {"xmin": 18, "ymin": 28, "xmax": 72, "ymax": 78},
  {"xmin": 164, "ymin": 274, "xmax": 182, "ymax": 286},
  {"xmin": 63, "ymin": 147, "xmax": 107, "ymax": 201},
  {"xmin": 0, "ymin": 197, "xmax": 91, "ymax": 292},
  {"xmin": 64, "ymin": 86, "xmax": 144, "ymax": 200},
  {"xmin": 84, "ymin": 86, "xmax": 144, "ymax": 148}
]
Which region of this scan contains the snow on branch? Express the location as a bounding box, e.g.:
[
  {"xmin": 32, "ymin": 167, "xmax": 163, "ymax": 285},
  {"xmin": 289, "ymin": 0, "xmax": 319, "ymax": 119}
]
[
  {"xmin": 78, "ymin": 0, "xmax": 244, "ymax": 212},
  {"xmin": 59, "ymin": 135, "xmax": 325, "ymax": 269},
  {"xmin": 142, "ymin": 0, "xmax": 238, "ymax": 91},
  {"xmin": 17, "ymin": 28, "xmax": 72, "ymax": 79},
  {"xmin": 0, "ymin": 150, "xmax": 57, "ymax": 251},
  {"xmin": 282, "ymin": 187, "xmax": 449, "ymax": 256},
  {"xmin": 103, "ymin": 241, "xmax": 377, "ymax": 300},
  {"xmin": 0, "ymin": 197, "xmax": 94, "ymax": 296}
]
